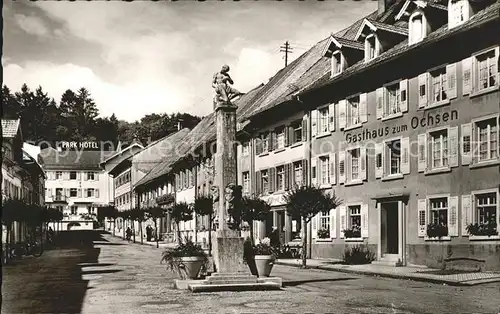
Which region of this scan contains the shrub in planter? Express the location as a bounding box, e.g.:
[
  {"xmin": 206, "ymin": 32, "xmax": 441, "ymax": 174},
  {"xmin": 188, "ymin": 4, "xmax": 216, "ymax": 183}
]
[
  {"xmin": 253, "ymin": 237, "xmax": 277, "ymax": 277},
  {"xmin": 466, "ymin": 223, "xmax": 498, "ymax": 236},
  {"xmin": 160, "ymin": 239, "xmax": 208, "ymax": 279},
  {"xmin": 342, "ymin": 245, "xmax": 375, "ymax": 265},
  {"xmin": 343, "ymin": 226, "xmax": 361, "ymax": 238},
  {"xmin": 426, "ymin": 223, "xmax": 448, "ymax": 238},
  {"xmin": 317, "ymin": 228, "xmax": 330, "ymax": 239}
]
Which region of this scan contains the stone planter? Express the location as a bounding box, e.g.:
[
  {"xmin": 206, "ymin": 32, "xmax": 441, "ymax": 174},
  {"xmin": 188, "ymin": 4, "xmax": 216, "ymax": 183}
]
[
  {"xmin": 179, "ymin": 256, "xmax": 204, "ymax": 279},
  {"xmin": 254, "ymin": 255, "xmax": 275, "ymax": 277}
]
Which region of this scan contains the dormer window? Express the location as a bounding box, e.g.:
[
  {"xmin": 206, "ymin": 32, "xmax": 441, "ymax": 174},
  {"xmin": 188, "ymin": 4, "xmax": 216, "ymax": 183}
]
[
  {"xmin": 449, "ymin": 0, "xmax": 470, "ymax": 29},
  {"xmin": 331, "ymin": 51, "xmax": 343, "ymax": 77},
  {"xmin": 365, "ymin": 35, "xmax": 379, "ymax": 62},
  {"xmin": 409, "ymin": 13, "xmax": 425, "ymax": 45}
]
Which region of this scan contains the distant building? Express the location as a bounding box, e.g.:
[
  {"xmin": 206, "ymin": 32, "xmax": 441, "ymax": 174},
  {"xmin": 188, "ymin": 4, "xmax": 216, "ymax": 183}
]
[{"xmin": 41, "ymin": 148, "xmax": 114, "ymax": 231}]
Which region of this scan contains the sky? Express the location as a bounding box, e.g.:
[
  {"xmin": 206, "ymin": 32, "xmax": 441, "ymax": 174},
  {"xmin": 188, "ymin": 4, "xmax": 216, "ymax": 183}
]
[{"xmin": 3, "ymin": 1, "xmax": 376, "ymax": 122}]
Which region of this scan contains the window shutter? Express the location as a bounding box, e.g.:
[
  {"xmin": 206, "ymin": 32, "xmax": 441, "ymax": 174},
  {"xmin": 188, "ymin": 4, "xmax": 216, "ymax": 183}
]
[
  {"xmin": 302, "ymin": 116, "xmax": 308, "ymax": 142},
  {"xmin": 48, "ymin": 188, "xmax": 52, "ymax": 197},
  {"xmin": 338, "ymin": 100, "xmax": 347, "ymax": 129},
  {"xmin": 401, "ymin": 137, "xmax": 410, "ymax": 174},
  {"xmin": 302, "ymin": 159, "xmax": 308, "ymax": 186},
  {"xmin": 330, "ymin": 207, "xmax": 336, "ymax": 239},
  {"xmin": 361, "ymin": 203, "xmax": 369, "ymax": 238},
  {"xmin": 448, "ymin": 196, "xmax": 458, "ymax": 236},
  {"xmin": 360, "ymin": 147, "xmax": 367, "ymax": 181},
  {"xmin": 255, "ymin": 138, "xmax": 262, "ymax": 155},
  {"xmin": 95, "ymin": 173, "xmax": 99, "ymax": 181},
  {"xmin": 77, "ymin": 188, "xmax": 82, "ymax": 198},
  {"xmin": 268, "ymin": 132, "xmax": 274, "ymax": 152},
  {"xmin": 400, "ymin": 79, "xmax": 408, "ymax": 112},
  {"xmin": 338, "ymin": 151, "xmax": 346, "ymax": 184},
  {"xmin": 446, "ymin": 63, "xmax": 457, "ymax": 99},
  {"xmin": 462, "ymin": 57, "xmax": 472, "ymax": 95},
  {"xmin": 418, "ymin": 73, "xmax": 428, "ymax": 108},
  {"xmin": 311, "ymin": 214, "xmax": 318, "ymax": 239},
  {"xmin": 285, "ymin": 125, "xmax": 292, "ymax": 147},
  {"xmin": 311, "ymin": 157, "xmax": 318, "ymax": 186},
  {"xmin": 375, "ymin": 142, "xmax": 383, "ymax": 178},
  {"xmin": 329, "ymin": 153, "xmax": 336, "ymax": 185},
  {"xmin": 418, "ymin": 199, "xmax": 427, "ymax": 237},
  {"xmin": 461, "ymin": 194, "xmax": 472, "ymax": 236},
  {"xmin": 269, "ymin": 167, "xmax": 276, "ymax": 193},
  {"xmin": 84, "ymin": 172, "xmax": 88, "ymax": 181},
  {"xmin": 284, "ymin": 163, "xmax": 290, "ymax": 190},
  {"xmin": 328, "ymin": 103, "xmax": 335, "ymax": 131},
  {"xmin": 448, "ymin": 126, "xmax": 459, "ymax": 167},
  {"xmin": 311, "ymin": 110, "xmax": 318, "ymax": 137},
  {"xmin": 96, "ymin": 189, "xmax": 100, "ymax": 198},
  {"xmin": 461, "ymin": 123, "xmax": 472, "ymax": 165},
  {"xmin": 360, "ymin": 93, "xmax": 368, "ymax": 123},
  {"xmin": 376, "ymin": 87, "xmax": 384, "ymax": 119},
  {"xmin": 65, "ymin": 172, "xmax": 70, "ymax": 180},
  {"xmin": 255, "ymin": 171, "xmax": 262, "ymax": 195},
  {"xmin": 339, "ymin": 205, "xmax": 346, "ymax": 238},
  {"xmin": 77, "ymin": 172, "xmax": 81, "ymax": 180},
  {"xmin": 417, "ymin": 133, "xmax": 427, "ymax": 172}
]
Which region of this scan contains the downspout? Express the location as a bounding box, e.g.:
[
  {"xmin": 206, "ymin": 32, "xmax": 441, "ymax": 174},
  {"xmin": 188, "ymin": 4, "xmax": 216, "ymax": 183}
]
[{"xmin": 194, "ymin": 164, "xmax": 198, "ymax": 244}]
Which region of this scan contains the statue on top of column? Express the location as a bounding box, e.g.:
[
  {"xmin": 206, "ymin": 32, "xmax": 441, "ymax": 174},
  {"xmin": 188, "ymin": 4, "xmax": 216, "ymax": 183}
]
[{"xmin": 212, "ymin": 65, "xmax": 244, "ymax": 109}]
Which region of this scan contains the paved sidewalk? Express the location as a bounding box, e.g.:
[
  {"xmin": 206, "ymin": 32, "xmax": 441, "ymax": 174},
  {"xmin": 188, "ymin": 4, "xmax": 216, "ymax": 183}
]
[{"xmin": 276, "ymin": 258, "xmax": 500, "ymax": 286}]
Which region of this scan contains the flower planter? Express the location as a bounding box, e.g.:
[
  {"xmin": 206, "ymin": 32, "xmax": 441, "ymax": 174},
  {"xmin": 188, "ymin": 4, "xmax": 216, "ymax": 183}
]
[
  {"xmin": 254, "ymin": 255, "xmax": 274, "ymax": 277},
  {"xmin": 179, "ymin": 256, "xmax": 205, "ymax": 279}
]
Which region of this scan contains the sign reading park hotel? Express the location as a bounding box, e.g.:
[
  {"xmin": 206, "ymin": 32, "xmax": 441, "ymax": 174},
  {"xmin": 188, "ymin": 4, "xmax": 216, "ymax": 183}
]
[{"xmin": 345, "ymin": 109, "xmax": 459, "ymax": 143}]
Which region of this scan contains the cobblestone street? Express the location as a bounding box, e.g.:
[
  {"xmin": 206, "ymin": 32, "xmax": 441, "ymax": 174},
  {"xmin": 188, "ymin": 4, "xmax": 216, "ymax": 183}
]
[{"xmin": 3, "ymin": 231, "xmax": 500, "ymax": 314}]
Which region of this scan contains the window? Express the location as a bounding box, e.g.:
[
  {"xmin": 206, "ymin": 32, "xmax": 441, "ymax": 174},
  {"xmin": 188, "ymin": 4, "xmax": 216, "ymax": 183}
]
[
  {"xmin": 276, "ymin": 127, "xmax": 286, "ymax": 150},
  {"xmin": 385, "ymin": 83, "xmax": 402, "ymax": 116},
  {"xmin": 430, "ymin": 129, "xmax": 449, "ymax": 169},
  {"xmin": 347, "ymin": 96, "xmax": 360, "ymax": 127},
  {"xmin": 291, "ymin": 120, "xmax": 302, "ymax": 144},
  {"xmin": 348, "ymin": 205, "xmax": 361, "ymax": 230},
  {"xmin": 87, "ymin": 188, "xmax": 95, "ymax": 197},
  {"xmin": 348, "ymin": 148, "xmax": 360, "ymax": 181},
  {"xmin": 430, "ymin": 67, "xmax": 448, "ymax": 104},
  {"xmin": 56, "ymin": 205, "xmax": 63, "ymax": 212},
  {"xmin": 365, "ymin": 35, "xmax": 377, "ymax": 61},
  {"xmin": 476, "ymin": 49, "xmax": 498, "ymax": 92},
  {"xmin": 70, "ymin": 188, "xmax": 77, "ymax": 197},
  {"xmin": 261, "ymin": 132, "xmax": 269, "ymax": 153},
  {"xmin": 318, "ymin": 107, "xmax": 329, "ymax": 134},
  {"xmin": 332, "ymin": 52, "xmax": 342, "ymax": 76},
  {"xmin": 476, "ymin": 118, "xmax": 498, "ymax": 162},
  {"xmin": 319, "ymin": 210, "xmax": 330, "ymax": 233},
  {"xmin": 475, "ymin": 193, "xmax": 497, "ymax": 226},
  {"xmin": 319, "ymin": 155, "xmax": 330, "ymax": 185},
  {"xmin": 429, "ymin": 197, "xmax": 448, "ymax": 226},
  {"xmin": 70, "ymin": 171, "xmax": 77, "ymax": 180},
  {"xmin": 70, "ymin": 206, "xmax": 78, "ymax": 215},
  {"xmin": 449, "ymin": 0, "xmax": 469, "ymax": 29},
  {"xmin": 387, "ymin": 139, "xmax": 401, "ymax": 175},
  {"xmin": 243, "ymin": 172, "xmax": 250, "ymax": 194},
  {"xmin": 56, "ymin": 188, "xmax": 63, "ymax": 196},
  {"xmin": 276, "ymin": 166, "xmax": 285, "ymax": 191},
  {"xmin": 410, "ymin": 14, "xmax": 424, "ymax": 44},
  {"xmin": 261, "ymin": 170, "xmax": 269, "ymax": 194},
  {"xmin": 87, "ymin": 172, "xmax": 95, "ymax": 180},
  {"xmin": 293, "ymin": 161, "xmax": 303, "ymax": 186},
  {"xmin": 56, "ymin": 171, "xmax": 62, "ymax": 180},
  {"xmin": 242, "ymin": 142, "xmax": 250, "ymax": 156}
]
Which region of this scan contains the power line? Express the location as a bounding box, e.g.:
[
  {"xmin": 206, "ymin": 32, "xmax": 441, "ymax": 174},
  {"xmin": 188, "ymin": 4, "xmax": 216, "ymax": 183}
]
[{"xmin": 279, "ymin": 41, "xmax": 294, "ymax": 67}]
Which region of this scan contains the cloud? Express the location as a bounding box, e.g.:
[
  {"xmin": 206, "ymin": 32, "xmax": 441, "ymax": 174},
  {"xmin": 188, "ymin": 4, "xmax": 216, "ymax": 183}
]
[
  {"xmin": 14, "ymin": 14, "xmax": 50, "ymax": 37},
  {"xmin": 3, "ymin": 61, "xmax": 188, "ymax": 122}
]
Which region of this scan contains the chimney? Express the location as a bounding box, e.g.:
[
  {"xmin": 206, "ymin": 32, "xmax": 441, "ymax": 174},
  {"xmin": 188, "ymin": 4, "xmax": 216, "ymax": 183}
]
[
  {"xmin": 177, "ymin": 118, "xmax": 184, "ymax": 131},
  {"xmin": 378, "ymin": 0, "xmax": 395, "ymax": 16}
]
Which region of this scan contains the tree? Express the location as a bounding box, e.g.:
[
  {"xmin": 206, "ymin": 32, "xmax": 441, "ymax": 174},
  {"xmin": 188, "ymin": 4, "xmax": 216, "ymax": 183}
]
[
  {"xmin": 98, "ymin": 206, "xmax": 118, "ymax": 235},
  {"xmin": 193, "ymin": 195, "xmax": 214, "ymax": 255},
  {"xmin": 1, "ymin": 199, "xmax": 25, "ymax": 251},
  {"xmin": 146, "ymin": 206, "xmax": 168, "ymax": 248},
  {"xmin": 2, "ymin": 85, "xmax": 21, "ymax": 118},
  {"xmin": 240, "ymin": 196, "xmax": 271, "ymax": 245},
  {"xmin": 59, "ymin": 88, "xmax": 99, "ymax": 141},
  {"xmin": 284, "ymin": 186, "xmax": 342, "ymax": 268},
  {"xmin": 169, "ymin": 202, "xmax": 193, "ymax": 244},
  {"xmin": 129, "ymin": 208, "xmax": 147, "ymax": 244}
]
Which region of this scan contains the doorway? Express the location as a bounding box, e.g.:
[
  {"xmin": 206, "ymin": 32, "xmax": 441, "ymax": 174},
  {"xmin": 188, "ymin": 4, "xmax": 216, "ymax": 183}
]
[{"xmin": 381, "ymin": 202, "xmax": 399, "ymax": 254}]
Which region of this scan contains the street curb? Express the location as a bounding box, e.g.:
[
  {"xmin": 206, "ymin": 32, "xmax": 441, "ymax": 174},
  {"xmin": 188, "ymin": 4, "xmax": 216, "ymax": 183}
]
[{"xmin": 275, "ymin": 261, "xmax": 488, "ymax": 287}]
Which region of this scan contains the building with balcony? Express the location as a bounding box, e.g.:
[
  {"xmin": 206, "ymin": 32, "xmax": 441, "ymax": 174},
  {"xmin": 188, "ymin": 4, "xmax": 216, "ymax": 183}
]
[
  {"xmin": 2, "ymin": 119, "xmax": 46, "ymax": 245},
  {"xmin": 41, "ymin": 148, "xmax": 114, "ymax": 230}
]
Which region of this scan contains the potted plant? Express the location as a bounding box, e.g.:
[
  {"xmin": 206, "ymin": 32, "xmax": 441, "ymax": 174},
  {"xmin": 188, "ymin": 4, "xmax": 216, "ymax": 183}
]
[
  {"xmin": 160, "ymin": 238, "xmax": 208, "ymax": 279},
  {"xmin": 253, "ymin": 237, "xmax": 277, "ymax": 277},
  {"xmin": 466, "ymin": 222, "xmax": 498, "ymax": 236},
  {"xmin": 426, "ymin": 223, "xmax": 448, "ymax": 238},
  {"xmin": 343, "ymin": 225, "xmax": 361, "ymax": 238},
  {"xmin": 317, "ymin": 228, "xmax": 330, "ymax": 239}
]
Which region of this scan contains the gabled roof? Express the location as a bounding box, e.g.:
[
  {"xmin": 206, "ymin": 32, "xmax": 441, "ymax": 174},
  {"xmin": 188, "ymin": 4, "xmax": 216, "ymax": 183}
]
[
  {"xmin": 2, "ymin": 119, "xmax": 21, "ymax": 138},
  {"xmin": 40, "ymin": 148, "xmax": 116, "ymax": 170},
  {"xmin": 396, "ymin": 0, "xmax": 448, "ymax": 21},
  {"xmin": 298, "ymin": 1, "xmax": 499, "ymax": 95},
  {"xmin": 102, "ymin": 143, "xmax": 144, "ymax": 165},
  {"xmin": 355, "ymin": 18, "xmax": 408, "ymax": 41},
  {"xmin": 323, "ymin": 35, "xmax": 364, "ymax": 57}
]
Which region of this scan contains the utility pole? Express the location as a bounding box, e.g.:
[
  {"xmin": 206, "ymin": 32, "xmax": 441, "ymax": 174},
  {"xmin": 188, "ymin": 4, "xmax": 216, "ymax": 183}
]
[{"xmin": 280, "ymin": 41, "xmax": 293, "ymax": 67}]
